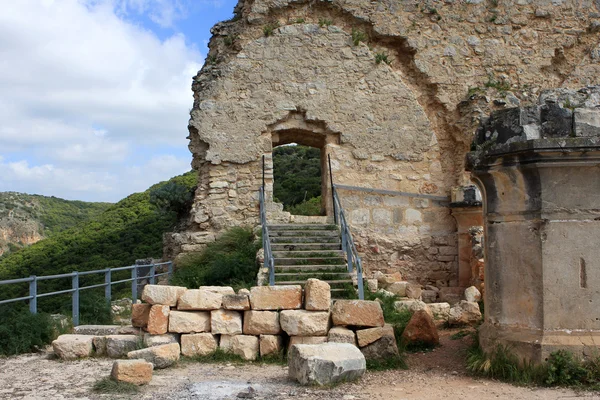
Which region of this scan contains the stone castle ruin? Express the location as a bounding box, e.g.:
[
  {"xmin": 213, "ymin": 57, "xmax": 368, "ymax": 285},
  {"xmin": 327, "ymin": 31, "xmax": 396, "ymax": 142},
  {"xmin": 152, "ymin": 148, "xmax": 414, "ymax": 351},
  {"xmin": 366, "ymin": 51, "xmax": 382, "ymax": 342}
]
[{"xmin": 167, "ymin": 0, "xmax": 600, "ymax": 362}]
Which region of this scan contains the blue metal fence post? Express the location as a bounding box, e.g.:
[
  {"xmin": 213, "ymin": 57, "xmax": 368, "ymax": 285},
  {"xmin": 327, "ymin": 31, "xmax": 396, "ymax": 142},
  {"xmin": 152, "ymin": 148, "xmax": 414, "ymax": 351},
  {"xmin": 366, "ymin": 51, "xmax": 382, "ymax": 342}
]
[
  {"xmin": 72, "ymin": 272, "xmax": 79, "ymax": 326},
  {"xmin": 131, "ymin": 265, "xmax": 138, "ymax": 302},
  {"xmin": 149, "ymin": 264, "xmax": 156, "ymax": 285},
  {"xmin": 357, "ymin": 264, "xmax": 364, "ymax": 300},
  {"xmin": 105, "ymin": 269, "xmax": 111, "ymax": 306},
  {"xmin": 168, "ymin": 262, "xmax": 173, "ymax": 283},
  {"xmin": 29, "ymin": 276, "xmax": 37, "ymax": 314}
]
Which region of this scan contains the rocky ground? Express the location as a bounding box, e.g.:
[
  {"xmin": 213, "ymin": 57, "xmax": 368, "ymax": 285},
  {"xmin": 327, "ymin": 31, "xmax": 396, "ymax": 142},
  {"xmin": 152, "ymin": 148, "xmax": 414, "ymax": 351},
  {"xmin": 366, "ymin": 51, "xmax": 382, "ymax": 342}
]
[{"xmin": 0, "ymin": 329, "xmax": 598, "ymax": 400}]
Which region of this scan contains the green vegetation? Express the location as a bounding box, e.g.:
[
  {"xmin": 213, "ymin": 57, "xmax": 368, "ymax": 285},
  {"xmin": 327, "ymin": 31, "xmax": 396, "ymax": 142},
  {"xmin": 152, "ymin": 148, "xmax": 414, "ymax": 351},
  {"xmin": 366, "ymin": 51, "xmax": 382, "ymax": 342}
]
[
  {"xmin": 273, "ymin": 145, "xmax": 322, "ymax": 214},
  {"xmin": 318, "ymin": 18, "xmax": 333, "ymax": 27},
  {"xmin": 0, "ymin": 172, "xmax": 197, "ymax": 310},
  {"xmin": 223, "ymin": 35, "xmax": 237, "ymax": 47},
  {"xmin": 0, "ymin": 304, "xmax": 67, "ymax": 356},
  {"xmin": 468, "ymin": 338, "xmax": 600, "ymax": 389},
  {"xmin": 351, "ymin": 29, "xmax": 368, "ymax": 46},
  {"xmin": 92, "ymin": 377, "xmax": 140, "ymax": 394},
  {"xmin": 294, "ymin": 17, "xmax": 305, "ymax": 24},
  {"xmin": 172, "ymin": 227, "xmax": 261, "ymax": 290},
  {"xmin": 263, "ymin": 22, "xmax": 280, "ymax": 37},
  {"xmin": 450, "ymin": 330, "xmax": 470, "ymax": 340},
  {"xmin": 375, "ymin": 52, "xmax": 391, "ymax": 65},
  {"xmin": 484, "ymin": 75, "xmax": 510, "ymax": 91}
]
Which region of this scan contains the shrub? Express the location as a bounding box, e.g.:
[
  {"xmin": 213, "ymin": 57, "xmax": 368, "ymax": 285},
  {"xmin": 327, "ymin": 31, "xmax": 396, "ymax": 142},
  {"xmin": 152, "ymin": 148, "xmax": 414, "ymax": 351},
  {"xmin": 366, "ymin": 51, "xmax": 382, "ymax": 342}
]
[
  {"xmin": 375, "ymin": 52, "xmax": 391, "ymax": 65},
  {"xmin": 149, "ymin": 180, "xmax": 195, "ymax": 218},
  {"xmin": 351, "ymin": 29, "xmax": 368, "ymax": 46},
  {"xmin": 92, "ymin": 377, "xmax": 139, "ymax": 394},
  {"xmin": 287, "ymin": 196, "xmax": 322, "ymax": 216},
  {"xmin": 263, "ymin": 22, "xmax": 280, "ymax": 37},
  {"xmin": 318, "ymin": 18, "xmax": 333, "ymax": 27},
  {"xmin": 172, "ymin": 227, "xmax": 261, "ymax": 290},
  {"xmin": 0, "ymin": 304, "xmax": 60, "ymax": 356}
]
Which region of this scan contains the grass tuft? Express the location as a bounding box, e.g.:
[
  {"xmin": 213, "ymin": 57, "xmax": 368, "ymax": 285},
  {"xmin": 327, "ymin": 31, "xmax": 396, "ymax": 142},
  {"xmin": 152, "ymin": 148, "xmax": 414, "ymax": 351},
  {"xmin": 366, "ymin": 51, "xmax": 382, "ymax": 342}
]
[
  {"xmin": 366, "ymin": 354, "xmax": 407, "ymax": 371},
  {"xmin": 351, "ymin": 29, "xmax": 368, "ymax": 46},
  {"xmin": 263, "ymin": 22, "xmax": 280, "ymax": 37},
  {"xmin": 375, "ymin": 52, "xmax": 391, "ymax": 65},
  {"xmin": 92, "ymin": 377, "xmax": 139, "ymax": 394}
]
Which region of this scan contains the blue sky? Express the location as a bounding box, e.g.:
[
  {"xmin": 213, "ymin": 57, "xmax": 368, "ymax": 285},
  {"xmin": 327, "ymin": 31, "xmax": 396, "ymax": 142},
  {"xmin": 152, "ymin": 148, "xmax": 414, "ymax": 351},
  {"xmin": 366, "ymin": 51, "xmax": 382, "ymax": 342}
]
[{"xmin": 0, "ymin": 0, "xmax": 238, "ymax": 202}]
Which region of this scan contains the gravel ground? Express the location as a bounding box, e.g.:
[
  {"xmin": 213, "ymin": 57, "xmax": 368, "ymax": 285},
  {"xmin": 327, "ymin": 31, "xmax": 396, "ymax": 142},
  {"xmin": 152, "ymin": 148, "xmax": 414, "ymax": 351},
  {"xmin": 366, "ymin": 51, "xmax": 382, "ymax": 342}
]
[{"xmin": 1, "ymin": 329, "xmax": 599, "ymax": 400}]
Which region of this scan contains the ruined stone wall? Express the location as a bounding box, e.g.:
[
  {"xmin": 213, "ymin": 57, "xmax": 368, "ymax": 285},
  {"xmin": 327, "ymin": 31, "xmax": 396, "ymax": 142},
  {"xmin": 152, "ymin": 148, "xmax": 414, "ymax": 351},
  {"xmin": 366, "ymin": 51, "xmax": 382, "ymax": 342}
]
[{"xmin": 173, "ymin": 0, "xmax": 600, "ymax": 285}]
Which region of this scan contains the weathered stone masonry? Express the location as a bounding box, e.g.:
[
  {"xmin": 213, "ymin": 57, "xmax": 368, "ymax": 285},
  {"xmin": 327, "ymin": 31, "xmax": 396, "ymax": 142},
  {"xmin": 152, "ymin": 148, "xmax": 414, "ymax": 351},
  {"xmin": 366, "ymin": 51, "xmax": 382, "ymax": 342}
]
[{"xmin": 170, "ymin": 0, "xmax": 600, "ymax": 287}]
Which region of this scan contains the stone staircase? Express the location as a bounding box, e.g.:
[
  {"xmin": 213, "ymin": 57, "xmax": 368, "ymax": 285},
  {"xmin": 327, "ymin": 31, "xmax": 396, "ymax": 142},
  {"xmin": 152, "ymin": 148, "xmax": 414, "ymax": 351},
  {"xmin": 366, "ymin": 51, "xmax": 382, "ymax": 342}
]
[{"xmin": 268, "ymin": 223, "xmax": 356, "ymax": 299}]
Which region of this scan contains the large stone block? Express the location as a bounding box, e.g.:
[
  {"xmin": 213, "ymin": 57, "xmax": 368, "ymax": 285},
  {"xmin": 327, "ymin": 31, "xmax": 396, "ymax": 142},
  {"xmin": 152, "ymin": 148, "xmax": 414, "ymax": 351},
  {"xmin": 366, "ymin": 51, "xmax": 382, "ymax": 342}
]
[
  {"xmin": 177, "ymin": 289, "xmax": 223, "ymax": 310},
  {"xmin": 143, "ymin": 333, "xmax": 180, "ymax": 347},
  {"xmin": 428, "ymin": 303, "xmax": 451, "ymax": 321},
  {"xmin": 231, "ymin": 335, "xmax": 259, "ymax": 361},
  {"xmin": 199, "ymin": 286, "xmax": 235, "ymax": 295},
  {"xmin": 211, "ymin": 309, "xmax": 243, "ymax": 335},
  {"xmin": 387, "ymin": 281, "xmax": 408, "ymax": 296},
  {"xmin": 280, "ymin": 310, "xmax": 330, "ymax": 336},
  {"xmin": 73, "ymin": 325, "xmax": 119, "ymax": 335},
  {"xmin": 219, "ymin": 334, "xmax": 235, "ymax": 352},
  {"xmin": 288, "ymin": 336, "xmax": 328, "ymax": 348},
  {"xmin": 141, "ymin": 285, "xmax": 186, "ymax": 306},
  {"xmin": 394, "ymin": 299, "xmax": 432, "ymax": 318},
  {"xmin": 304, "ymin": 279, "xmax": 330, "ymax": 311},
  {"xmin": 93, "ymin": 336, "xmax": 108, "ymax": 357},
  {"xmin": 52, "ymin": 334, "xmax": 94, "ymax": 360},
  {"xmin": 464, "ymin": 286, "xmax": 482, "ymax": 302},
  {"xmin": 400, "ymin": 310, "xmax": 439, "ymax": 347},
  {"xmin": 360, "ymin": 335, "xmax": 400, "ymax": 361},
  {"xmin": 111, "ymin": 360, "xmax": 153, "ymax": 385},
  {"xmin": 127, "ymin": 343, "xmax": 180, "ymax": 369},
  {"xmin": 106, "ymin": 335, "xmax": 139, "ymax": 358},
  {"xmin": 259, "ymin": 335, "xmax": 283, "ymax": 357},
  {"xmin": 131, "ymin": 304, "xmax": 152, "ymax": 328},
  {"xmin": 168, "ymin": 311, "xmax": 210, "ymax": 333},
  {"xmin": 222, "ymin": 294, "xmax": 250, "ymax": 310},
  {"xmin": 288, "ymin": 343, "xmax": 366, "ymax": 386},
  {"xmin": 356, "ymin": 325, "xmax": 394, "ymax": 347},
  {"xmin": 327, "ymin": 326, "xmax": 356, "ymax": 345},
  {"xmin": 243, "ymin": 310, "xmax": 281, "ymax": 335},
  {"xmin": 180, "ymin": 333, "xmax": 218, "ymax": 357},
  {"xmin": 249, "ymin": 286, "xmax": 302, "ymax": 310},
  {"xmin": 147, "ymin": 305, "xmax": 170, "ymax": 335},
  {"xmin": 574, "ymin": 108, "xmax": 600, "ymax": 137},
  {"xmin": 331, "ymin": 300, "xmax": 384, "ymax": 327},
  {"xmin": 448, "ymin": 301, "xmax": 482, "ymax": 326}
]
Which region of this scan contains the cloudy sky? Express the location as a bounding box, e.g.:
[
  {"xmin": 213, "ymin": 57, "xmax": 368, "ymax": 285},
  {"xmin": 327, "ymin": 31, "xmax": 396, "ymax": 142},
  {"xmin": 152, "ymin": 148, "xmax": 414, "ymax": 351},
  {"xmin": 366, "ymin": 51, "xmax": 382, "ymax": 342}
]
[{"xmin": 0, "ymin": 0, "xmax": 237, "ymax": 202}]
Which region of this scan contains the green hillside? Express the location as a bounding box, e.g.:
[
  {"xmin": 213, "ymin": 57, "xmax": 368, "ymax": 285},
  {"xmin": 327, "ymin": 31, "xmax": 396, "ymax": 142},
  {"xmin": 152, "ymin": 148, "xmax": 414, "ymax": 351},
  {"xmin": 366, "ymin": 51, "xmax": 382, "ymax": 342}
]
[{"xmin": 0, "ymin": 172, "xmax": 197, "ymax": 304}]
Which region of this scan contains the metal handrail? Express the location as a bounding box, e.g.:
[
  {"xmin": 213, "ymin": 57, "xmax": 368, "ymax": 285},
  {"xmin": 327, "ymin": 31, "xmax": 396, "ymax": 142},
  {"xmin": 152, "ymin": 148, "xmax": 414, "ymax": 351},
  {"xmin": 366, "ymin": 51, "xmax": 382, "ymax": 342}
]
[
  {"xmin": 332, "ymin": 185, "xmax": 365, "ymax": 300},
  {"xmin": 259, "ymin": 186, "xmax": 275, "ymax": 286},
  {"xmin": 0, "ymin": 261, "xmax": 174, "ymax": 326}
]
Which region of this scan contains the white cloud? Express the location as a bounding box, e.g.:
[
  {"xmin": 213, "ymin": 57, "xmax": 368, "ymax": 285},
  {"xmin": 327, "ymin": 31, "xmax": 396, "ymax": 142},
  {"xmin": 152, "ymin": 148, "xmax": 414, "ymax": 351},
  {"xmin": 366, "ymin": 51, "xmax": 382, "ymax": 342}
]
[{"xmin": 0, "ymin": 0, "xmax": 204, "ymax": 201}]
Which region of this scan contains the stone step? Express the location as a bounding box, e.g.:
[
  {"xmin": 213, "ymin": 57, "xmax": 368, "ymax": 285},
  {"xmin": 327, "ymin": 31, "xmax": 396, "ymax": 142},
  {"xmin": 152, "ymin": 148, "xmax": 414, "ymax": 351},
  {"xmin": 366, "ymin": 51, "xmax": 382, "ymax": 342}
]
[
  {"xmin": 270, "ymin": 236, "xmax": 341, "ymax": 244},
  {"xmin": 274, "ymin": 272, "xmax": 351, "ymax": 279},
  {"xmin": 274, "ymin": 265, "xmax": 348, "ymax": 272},
  {"xmin": 274, "ymin": 279, "xmax": 354, "ymax": 286},
  {"xmin": 273, "ymin": 257, "xmax": 345, "ymax": 266},
  {"xmin": 269, "ymin": 224, "xmax": 337, "ymax": 231},
  {"xmin": 272, "ymin": 249, "xmax": 344, "ymax": 258},
  {"xmin": 271, "ymin": 243, "xmax": 341, "ymax": 251},
  {"xmin": 269, "ymin": 230, "xmax": 339, "ymax": 237}
]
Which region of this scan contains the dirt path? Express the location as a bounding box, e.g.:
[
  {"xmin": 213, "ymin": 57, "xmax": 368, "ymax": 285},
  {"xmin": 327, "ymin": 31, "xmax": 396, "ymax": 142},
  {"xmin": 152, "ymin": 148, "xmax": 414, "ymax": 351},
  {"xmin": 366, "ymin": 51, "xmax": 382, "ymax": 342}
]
[{"xmin": 1, "ymin": 329, "xmax": 598, "ymax": 400}]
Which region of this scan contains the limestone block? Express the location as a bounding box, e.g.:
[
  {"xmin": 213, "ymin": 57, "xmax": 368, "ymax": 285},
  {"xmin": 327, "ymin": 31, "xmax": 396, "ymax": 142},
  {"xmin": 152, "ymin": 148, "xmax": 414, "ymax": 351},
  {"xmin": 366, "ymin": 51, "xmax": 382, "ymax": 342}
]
[
  {"xmin": 405, "ymin": 284, "xmax": 422, "ymax": 299},
  {"xmin": 304, "ymin": 279, "xmax": 331, "ymax": 311},
  {"xmin": 141, "ymin": 285, "xmax": 186, "ymax": 306},
  {"xmin": 400, "ymin": 310, "xmax": 439, "ymax": 347},
  {"xmin": 376, "ymin": 272, "xmax": 402, "ymax": 288},
  {"xmin": 288, "ymin": 343, "xmax": 366, "ymax": 386},
  {"xmin": 168, "ymin": 311, "xmax": 210, "ymax": 333},
  {"xmin": 422, "ymin": 290, "xmax": 438, "ymax": 303},
  {"xmin": 331, "ymin": 300, "xmax": 384, "ymax": 327},
  {"xmin": 288, "ymin": 336, "xmax": 328, "ymax": 348},
  {"xmin": 448, "ymin": 301, "xmax": 482, "ymax": 326},
  {"xmin": 428, "ymin": 303, "xmax": 451, "ymax": 321},
  {"xmin": 180, "ymin": 333, "xmax": 218, "ymax": 357},
  {"xmin": 280, "ymin": 310, "xmax": 330, "ymax": 336},
  {"xmin": 73, "ymin": 325, "xmax": 120, "ymax": 335},
  {"xmin": 327, "ymin": 327, "xmax": 356, "ymax": 345},
  {"xmin": 366, "ymin": 279, "xmax": 378, "ymax": 292},
  {"xmin": 93, "ymin": 336, "xmax": 108, "ymax": 356},
  {"xmin": 259, "ymin": 335, "xmax": 284, "ymax": 357},
  {"xmin": 147, "ymin": 305, "xmax": 170, "ymax": 335},
  {"xmin": 211, "ymin": 309, "xmax": 243, "ymax": 335},
  {"xmin": 219, "ymin": 334, "xmax": 235, "ymax": 352},
  {"xmin": 464, "ymin": 286, "xmax": 482, "ymax": 303},
  {"xmin": 106, "ymin": 335, "xmax": 139, "ymax": 359},
  {"xmin": 438, "ymin": 287, "xmax": 464, "ymax": 305},
  {"xmin": 249, "ymin": 285, "xmax": 302, "ymax": 310},
  {"xmin": 127, "ymin": 343, "xmax": 180, "ymax": 369},
  {"xmin": 360, "ymin": 335, "xmax": 400, "ymax": 361},
  {"xmin": 117, "ymin": 326, "xmax": 143, "ymax": 335},
  {"xmin": 394, "ymin": 299, "xmax": 432, "ymax": 318},
  {"xmin": 111, "ymin": 360, "xmax": 153, "ymax": 385},
  {"xmin": 238, "ymin": 288, "xmax": 250, "ymax": 296},
  {"xmin": 356, "ymin": 324, "xmax": 395, "ymax": 347},
  {"xmin": 243, "ymin": 310, "xmax": 281, "ymax": 335},
  {"xmin": 574, "ymin": 108, "xmax": 600, "ymax": 137},
  {"xmin": 231, "ymin": 335, "xmax": 259, "ymax": 361},
  {"xmin": 222, "ymin": 294, "xmax": 250, "ymax": 310},
  {"xmin": 199, "ymin": 286, "xmax": 236, "ymax": 295},
  {"xmin": 52, "ymin": 334, "xmax": 94, "ymax": 360},
  {"xmin": 177, "ymin": 289, "xmax": 223, "ymax": 310},
  {"xmin": 131, "ymin": 304, "xmax": 152, "ymax": 328},
  {"xmin": 387, "ymin": 281, "xmax": 408, "ymax": 296},
  {"xmin": 143, "ymin": 333, "xmax": 180, "ymax": 347}
]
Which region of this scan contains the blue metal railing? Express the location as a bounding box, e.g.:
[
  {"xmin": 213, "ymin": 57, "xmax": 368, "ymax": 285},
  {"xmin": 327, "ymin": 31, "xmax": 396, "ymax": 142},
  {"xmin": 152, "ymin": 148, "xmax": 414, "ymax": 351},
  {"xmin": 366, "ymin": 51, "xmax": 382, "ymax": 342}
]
[
  {"xmin": 332, "ymin": 186, "xmax": 365, "ymax": 300},
  {"xmin": 0, "ymin": 261, "xmax": 173, "ymax": 326},
  {"xmin": 259, "ymin": 186, "xmax": 275, "ymax": 286}
]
